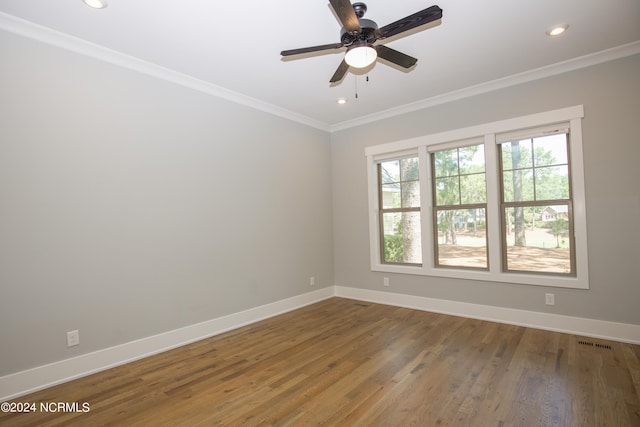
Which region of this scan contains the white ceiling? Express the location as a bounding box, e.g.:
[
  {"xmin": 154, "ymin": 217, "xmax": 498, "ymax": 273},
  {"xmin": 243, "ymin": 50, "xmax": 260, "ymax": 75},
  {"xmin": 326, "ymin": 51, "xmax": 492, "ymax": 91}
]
[{"xmin": 1, "ymin": 0, "xmax": 639, "ymax": 130}]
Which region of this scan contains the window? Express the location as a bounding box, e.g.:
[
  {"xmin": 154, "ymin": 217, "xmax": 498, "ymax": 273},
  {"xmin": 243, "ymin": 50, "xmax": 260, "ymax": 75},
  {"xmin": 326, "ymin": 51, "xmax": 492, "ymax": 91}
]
[
  {"xmin": 378, "ymin": 156, "xmax": 421, "ymax": 265},
  {"xmin": 498, "ymin": 129, "xmax": 574, "ymax": 275},
  {"xmin": 431, "ymin": 143, "xmax": 487, "ymax": 269},
  {"xmin": 366, "ymin": 106, "xmax": 588, "ymax": 289}
]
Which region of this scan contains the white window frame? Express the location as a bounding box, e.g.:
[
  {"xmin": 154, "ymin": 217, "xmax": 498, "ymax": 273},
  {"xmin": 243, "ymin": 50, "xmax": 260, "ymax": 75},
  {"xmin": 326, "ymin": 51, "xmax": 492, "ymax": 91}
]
[{"xmin": 365, "ymin": 105, "xmax": 589, "ymax": 289}]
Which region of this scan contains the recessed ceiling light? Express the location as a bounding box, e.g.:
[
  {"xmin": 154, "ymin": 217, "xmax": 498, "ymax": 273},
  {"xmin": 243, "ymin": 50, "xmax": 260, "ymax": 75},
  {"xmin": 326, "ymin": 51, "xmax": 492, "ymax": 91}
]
[
  {"xmin": 336, "ymin": 98, "xmax": 348, "ymax": 105},
  {"xmin": 547, "ymin": 24, "xmax": 568, "ymax": 36},
  {"xmin": 82, "ymin": 0, "xmax": 108, "ymax": 9}
]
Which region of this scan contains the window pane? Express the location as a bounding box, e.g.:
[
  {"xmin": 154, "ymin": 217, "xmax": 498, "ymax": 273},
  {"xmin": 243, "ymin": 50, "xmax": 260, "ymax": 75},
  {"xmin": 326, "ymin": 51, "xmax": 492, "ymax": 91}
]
[
  {"xmin": 504, "ymin": 206, "xmax": 571, "ymax": 274},
  {"xmin": 380, "ymin": 160, "xmax": 400, "ymax": 184},
  {"xmin": 434, "ymin": 149, "xmax": 458, "ymax": 177},
  {"xmin": 458, "ymin": 145, "xmax": 485, "ymax": 175},
  {"xmin": 535, "ymin": 166, "xmax": 569, "ymax": 200},
  {"xmin": 380, "ymin": 157, "xmax": 420, "ymax": 208},
  {"xmin": 434, "ymin": 144, "xmax": 486, "ymax": 208},
  {"xmin": 502, "ymin": 140, "xmax": 533, "ymax": 171},
  {"xmin": 435, "ymin": 177, "xmax": 459, "ymax": 206},
  {"xmin": 382, "ymin": 212, "xmax": 422, "ymax": 264},
  {"xmin": 502, "ymin": 134, "xmax": 570, "ymax": 203},
  {"xmin": 436, "ymin": 209, "xmax": 487, "ymax": 268},
  {"xmin": 460, "ymin": 173, "xmax": 486, "ymax": 204},
  {"xmin": 381, "ymin": 183, "xmax": 401, "ymax": 208},
  {"xmin": 400, "ymin": 157, "xmax": 420, "ymax": 181},
  {"xmin": 502, "ymin": 169, "xmax": 534, "ymax": 202},
  {"xmin": 402, "ymin": 180, "xmax": 421, "ymax": 208},
  {"xmin": 534, "ymin": 134, "xmax": 568, "ymax": 166}
]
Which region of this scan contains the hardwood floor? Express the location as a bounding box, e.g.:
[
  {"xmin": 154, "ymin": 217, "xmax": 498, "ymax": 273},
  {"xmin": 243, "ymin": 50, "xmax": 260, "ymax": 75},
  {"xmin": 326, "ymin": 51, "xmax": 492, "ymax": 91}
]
[{"xmin": 2, "ymin": 297, "xmax": 639, "ymax": 426}]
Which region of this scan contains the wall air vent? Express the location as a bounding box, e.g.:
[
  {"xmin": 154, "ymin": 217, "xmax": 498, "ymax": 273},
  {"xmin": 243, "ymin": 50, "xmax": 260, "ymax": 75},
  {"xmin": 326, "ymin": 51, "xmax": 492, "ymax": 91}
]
[{"xmin": 578, "ymin": 340, "xmax": 612, "ymax": 350}]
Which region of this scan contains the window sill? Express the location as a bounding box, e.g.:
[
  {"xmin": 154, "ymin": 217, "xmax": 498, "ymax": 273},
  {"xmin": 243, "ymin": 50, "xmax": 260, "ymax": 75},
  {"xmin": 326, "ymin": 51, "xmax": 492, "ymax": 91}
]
[{"xmin": 371, "ymin": 263, "xmax": 588, "ymax": 289}]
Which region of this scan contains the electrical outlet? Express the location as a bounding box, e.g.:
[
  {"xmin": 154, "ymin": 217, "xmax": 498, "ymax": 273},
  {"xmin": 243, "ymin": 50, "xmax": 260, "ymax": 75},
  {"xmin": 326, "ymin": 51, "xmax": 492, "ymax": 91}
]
[
  {"xmin": 66, "ymin": 330, "xmax": 80, "ymax": 347},
  {"xmin": 383, "ymin": 277, "xmax": 390, "ymax": 287},
  {"xmin": 310, "ymin": 276, "xmax": 315, "ymax": 286},
  {"xmin": 545, "ymin": 293, "xmax": 555, "ymax": 306}
]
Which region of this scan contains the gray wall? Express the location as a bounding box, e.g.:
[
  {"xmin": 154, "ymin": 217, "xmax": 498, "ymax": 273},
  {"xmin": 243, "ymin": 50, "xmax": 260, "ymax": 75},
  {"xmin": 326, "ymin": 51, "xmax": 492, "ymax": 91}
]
[
  {"xmin": 1, "ymin": 27, "xmax": 638, "ymax": 378},
  {"xmin": 0, "ymin": 32, "xmax": 334, "ymax": 375},
  {"xmin": 331, "ymin": 54, "xmax": 640, "ymax": 326}
]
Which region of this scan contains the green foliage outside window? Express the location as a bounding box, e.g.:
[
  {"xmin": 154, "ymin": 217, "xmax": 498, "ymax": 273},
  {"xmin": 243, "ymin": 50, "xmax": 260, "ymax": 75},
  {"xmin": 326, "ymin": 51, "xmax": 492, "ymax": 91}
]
[{"xmin": 383, "ymin": 234, "xmax": 404, "ymax": 263}]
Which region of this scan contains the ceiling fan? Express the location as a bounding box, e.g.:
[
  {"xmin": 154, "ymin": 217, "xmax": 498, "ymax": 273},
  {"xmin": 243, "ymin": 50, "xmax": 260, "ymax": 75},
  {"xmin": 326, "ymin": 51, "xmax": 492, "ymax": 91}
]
[{"xmin": 280, "ymin": 0, "xmax": 443, "ymax": 83}]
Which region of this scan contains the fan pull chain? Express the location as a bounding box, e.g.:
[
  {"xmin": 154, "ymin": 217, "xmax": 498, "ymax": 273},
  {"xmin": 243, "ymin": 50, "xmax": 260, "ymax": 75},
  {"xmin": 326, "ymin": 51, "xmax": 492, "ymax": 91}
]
[
  {"xmin": 354, "ymin": 75, "xmax": 370, "ymax": 100},
  {"xmin": 354, "ymin": 76, "xmax": 359, "ymax": 99}
]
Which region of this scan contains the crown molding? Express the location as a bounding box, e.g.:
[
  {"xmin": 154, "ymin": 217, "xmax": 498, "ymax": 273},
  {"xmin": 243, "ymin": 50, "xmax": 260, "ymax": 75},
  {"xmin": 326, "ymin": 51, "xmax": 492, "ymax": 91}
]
[
  {"xmin": 0, "ymin": 12, "xmax": 330, "ymax": 132},
  {"xmin": 2, "ymin": 12, "xmax": 638, "ymax": 134},
  {"xmin": 330, "ymin": 40, "xmax": 640, "ymax": 132}
]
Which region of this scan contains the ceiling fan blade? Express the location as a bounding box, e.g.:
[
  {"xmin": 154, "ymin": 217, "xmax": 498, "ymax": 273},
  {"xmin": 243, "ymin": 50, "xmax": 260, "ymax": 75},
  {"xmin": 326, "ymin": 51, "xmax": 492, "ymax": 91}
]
[
  {"xmin": 281, "ymin": 43, "xmax": 344, "ymax": 56},
  {"xmin": 377, "ymin": 5, "xmax": 443, "ymax": 40},
  {"xmin": 329, "ymin": 0, "xmax": 361, "ymax": 32},
  {"xmin": 376, "ymin": 45, "xmax": 417, "ymax": 68},
  {"xmin": 330, "ymin": 59, "xmax": 350, "ymax": 83}
]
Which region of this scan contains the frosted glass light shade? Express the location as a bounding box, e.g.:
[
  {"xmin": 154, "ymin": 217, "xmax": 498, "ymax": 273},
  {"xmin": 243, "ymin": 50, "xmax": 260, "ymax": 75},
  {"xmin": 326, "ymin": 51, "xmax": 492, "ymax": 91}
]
[{"xmin": 345, "ymin": 45, "xmax": 377, "ymax": 68}]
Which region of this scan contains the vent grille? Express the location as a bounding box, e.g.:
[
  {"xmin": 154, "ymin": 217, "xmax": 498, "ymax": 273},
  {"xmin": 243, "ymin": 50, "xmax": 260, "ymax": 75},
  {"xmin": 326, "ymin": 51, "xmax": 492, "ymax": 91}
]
[{"xmin": 578, "ymin": 340, "xmax": 612, "ymax": 350}]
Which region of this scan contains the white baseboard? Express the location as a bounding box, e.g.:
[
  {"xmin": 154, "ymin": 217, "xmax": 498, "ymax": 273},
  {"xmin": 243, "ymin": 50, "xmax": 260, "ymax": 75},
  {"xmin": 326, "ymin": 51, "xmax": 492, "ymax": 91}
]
[
  {"xmin": 0, "ymin": 287, "xmax": 334, "ymax": 401},
  {"xmin": 334, "ymin": 286, "xmax": 640, "ymax": 345},
  {"xmin": 3, "ymin": 285, "xmax": 638, "ymax": 401}
]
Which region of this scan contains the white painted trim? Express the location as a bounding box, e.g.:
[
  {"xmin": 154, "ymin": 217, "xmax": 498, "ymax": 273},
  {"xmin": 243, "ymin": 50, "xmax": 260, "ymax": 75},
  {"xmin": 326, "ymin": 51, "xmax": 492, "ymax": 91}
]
[
  {"xmin": 366, "ymin": 155, "xmax": 380, "ymax": 269},
  {"xmin": 331, "ymin": 41, "xmax": 640, "ymax": 132},
  {"xmin": 364, "ymin": 105, "xmax": 584, "ymax": 156},
  {"xmin": 568, "ymin": 117, "xmax": 590, "ymax": 282},
  {"xmin": 365, "ymin": 105, "xmax": 589, "ymax": 290},
  {"xmin": 2, "ymin": 285, "xmax": 637, "ymax": 400},
  {"xmin": 1, "ymin": 12, "xmax": 639, "ymax": 133},
  {"xmin": 0, "ymin": 287, "xmax": 334, "ymax": 401},
  {"xmin": 0, "ymin": 12, "xmax": 329, "ymax": 132},
  {"xmin": 334, "ymin": 286, "xmax": 640, "ymax": 345}
]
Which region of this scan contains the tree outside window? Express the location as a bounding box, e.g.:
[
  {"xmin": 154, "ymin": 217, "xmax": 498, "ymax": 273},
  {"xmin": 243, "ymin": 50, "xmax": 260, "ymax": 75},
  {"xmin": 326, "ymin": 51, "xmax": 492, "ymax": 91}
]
[
  {"xmin": 367, "ymin": 106, "xmax": 588, "ymax": 288},
  {"xmin": 378, "ymin": 157, "xmax": 421, "ymax": 264},
  {"xmin": 431, "ymin": 144, "xmax": 487, "ymax": 269},
  {"xmin": 499, "ymin": 133, "xmax": 574, "ymax": 274}
]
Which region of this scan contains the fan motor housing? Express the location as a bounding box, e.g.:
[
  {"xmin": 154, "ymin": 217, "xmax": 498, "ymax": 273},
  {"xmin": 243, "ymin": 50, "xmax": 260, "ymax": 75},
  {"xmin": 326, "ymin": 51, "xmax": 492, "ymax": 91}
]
[{"xmin": 340, "ymin": 18, "xmax": 378, "ymax": 46}]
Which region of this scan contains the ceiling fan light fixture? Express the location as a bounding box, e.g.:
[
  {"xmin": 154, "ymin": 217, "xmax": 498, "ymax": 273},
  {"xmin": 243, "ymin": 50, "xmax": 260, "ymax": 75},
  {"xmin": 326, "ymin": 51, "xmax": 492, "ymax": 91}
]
[
  {"xmin": 280, "ymin": 2, "xmax": 443, "ymax": 83},
  {"xmin": 82, "ymin": 0, "xmax": 108, "ymax": 9},
  {"xmin": 345, "ymin": 45, "xmax": 377, "ymax": 68}
]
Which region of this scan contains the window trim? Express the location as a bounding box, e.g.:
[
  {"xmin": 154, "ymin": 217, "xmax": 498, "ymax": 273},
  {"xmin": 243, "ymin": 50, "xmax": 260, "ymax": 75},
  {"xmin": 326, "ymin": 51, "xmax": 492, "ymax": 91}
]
[{"xmin": 365, "ymin": 105, "xmax": 589, "ymax": 289}]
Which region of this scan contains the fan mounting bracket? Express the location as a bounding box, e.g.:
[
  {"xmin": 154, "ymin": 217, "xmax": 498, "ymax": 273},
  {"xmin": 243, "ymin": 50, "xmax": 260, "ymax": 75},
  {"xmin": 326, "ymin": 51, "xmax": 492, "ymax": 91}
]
[{"xmin": 352, "ymin": 2, "xmax": 367, "ymax": 18}]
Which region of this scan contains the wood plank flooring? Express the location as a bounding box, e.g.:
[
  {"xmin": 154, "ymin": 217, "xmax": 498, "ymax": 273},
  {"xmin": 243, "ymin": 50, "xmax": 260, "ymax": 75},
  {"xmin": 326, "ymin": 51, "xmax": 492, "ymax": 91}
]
[{"xmin": 1, "ymin": 297, "xmax": 639, "ymax": 426}]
